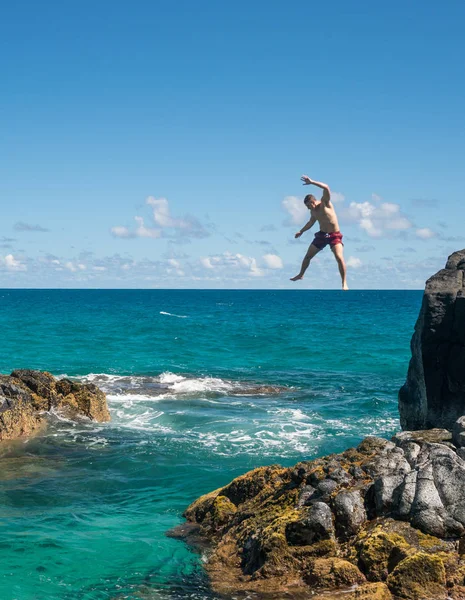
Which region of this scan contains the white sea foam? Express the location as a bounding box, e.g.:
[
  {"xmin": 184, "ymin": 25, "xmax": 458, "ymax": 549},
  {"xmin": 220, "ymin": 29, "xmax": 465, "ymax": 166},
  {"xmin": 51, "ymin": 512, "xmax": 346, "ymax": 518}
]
[
  {"xmin": 159, "ymin": 311, "xmax": 188, "ymax": 318},
  {"xmin": 80, "ymin": 371, "xmax": 282, "ymax": 401},
  {"xmin": 159, "ymin": 372, "xmax": 185, "ymax": 384}
]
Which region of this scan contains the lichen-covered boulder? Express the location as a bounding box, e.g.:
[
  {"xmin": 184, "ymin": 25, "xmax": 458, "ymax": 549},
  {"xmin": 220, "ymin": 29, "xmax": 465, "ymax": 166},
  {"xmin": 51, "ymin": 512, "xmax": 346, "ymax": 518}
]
[
  {"xmin": 386, "ymin": 552, "xmax": 447, "ymax": 599},
  {"xmin": 357, "ymin": 529, "xmax": 412, "ymax": 582},
  {"xmin": 0, "ymin": 380, "xmax": 44, "ymax": 440},
  {"xmin": 10, "ymin": 370, "xmax": 57, "ymax": 411},
  {"xmin": 0, "ymin": 370, "xmax": 110, "ymax": 441},
  {"xmin": 304, "ymin": 557, "xmax": 366, "ymax": 589},
  {"xmin": 285, "ymin": 502, "xmax": 334, "ymax": 546},
  {"xmin": 54, "ymin": 379, "xmax": 110, "ymax": 421},
  {"xmin": 399, "ymin": 249, "xmax": 465, "ymax": 431},
  {"xmin": 10, "ymin": 371, "xmax": 110, "ymax": 422}
]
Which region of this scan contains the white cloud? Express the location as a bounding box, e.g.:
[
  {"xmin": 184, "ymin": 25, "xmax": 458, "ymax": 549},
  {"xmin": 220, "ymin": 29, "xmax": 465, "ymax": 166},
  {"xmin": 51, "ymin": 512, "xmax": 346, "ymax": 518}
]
[
  {"xmin": 134, "ymin": 216, "xmax": 161, "ymax": 238},
  {"xmin": 282, "ymin": 196, "xmax": 308, "ymax": 225},
  {"xmin": 331, "ymin": 191, "xmax": 345, "ymax": 203},
  {"xmin": 112, "ymin": 197, "xmax": 208, "ymax": 240},
  {"xmin": 346, "ymin": 201, "xmax": 412, "ymax": 238},
  {"xmin": 346, "ymin": 256, "xmax": 362, "ymax": 269},
  {"xmin": 200, "ymin": 257, "xmax": 215, "ymax": 269},
  {"xmin": 166, "ymin": 258, "xmax": 185, "ymax": 276},
  {"xmin": 262, "ymin": 254, "xmax": 283, "ymax": 269},
  {"xmin": 65, "ymin": 261, "xmax": 87, "ymax": 272},
  {"xmin": 146, "ymin": 197, "xmax": 208, "ymax": 238},
  {"xmin": 147, "ymin": 197, "xmax": 187, "ymax": 229},
  {"xmin": 111, "ymin": 226, "xmax": 132, "ymax": 238},
  {"xmin": 416, "ymin": 228, "xmax": 436, "ymax": 239},
  {"xmin": 111, "ymin": 216, "xmax": 161, "ymax": 239},
  {"xmin": 199, "ymin": 252, "xmax": 264, "ymax": 277},
  {"xmin": 1, "ymin": 254, "xmax": 26, "ymax": 271}
]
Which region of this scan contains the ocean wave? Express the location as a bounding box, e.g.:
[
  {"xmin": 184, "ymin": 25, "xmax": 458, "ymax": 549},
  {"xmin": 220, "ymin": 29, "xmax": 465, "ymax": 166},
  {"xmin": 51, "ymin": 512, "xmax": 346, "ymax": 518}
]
[
  {"xmin": 79, "ymin": 372, "xmax": 287, "ymax": 399},
  {"xmin": 160, "ymin": 311, "xmax": 188, "ymax": 318}
]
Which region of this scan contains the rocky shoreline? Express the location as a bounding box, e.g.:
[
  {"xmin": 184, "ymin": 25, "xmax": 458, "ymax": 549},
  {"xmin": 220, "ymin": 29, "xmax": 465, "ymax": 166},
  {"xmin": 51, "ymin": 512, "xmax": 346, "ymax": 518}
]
[
  {"xmin": 0, "ymin": 369, "xmax": 110, "ymax": 440},
  {"xmin": 174, "ymin": 430, "xmax": 465, "ymax": 599},
  {"xmin": 173, "ymin": 250, "xmax": 465, "ymax": 600}
]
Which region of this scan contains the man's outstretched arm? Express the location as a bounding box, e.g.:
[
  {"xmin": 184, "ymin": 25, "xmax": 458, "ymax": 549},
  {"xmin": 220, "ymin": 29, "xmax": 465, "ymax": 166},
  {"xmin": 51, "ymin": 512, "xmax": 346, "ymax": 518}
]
[
  {"xmin": 301, "ymin": 175, "xmax": 331, "ymax": 205},
  {"xmin": 295, "ymin": 216, "xmax": 317, "ymax": 238}
]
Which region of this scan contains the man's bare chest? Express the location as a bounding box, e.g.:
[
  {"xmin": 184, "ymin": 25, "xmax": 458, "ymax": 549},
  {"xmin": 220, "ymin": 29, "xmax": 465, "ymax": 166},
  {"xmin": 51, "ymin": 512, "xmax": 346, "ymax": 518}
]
[{"xmin": 312, "ymin": 206, "xmax": 335, "ymax": 222}]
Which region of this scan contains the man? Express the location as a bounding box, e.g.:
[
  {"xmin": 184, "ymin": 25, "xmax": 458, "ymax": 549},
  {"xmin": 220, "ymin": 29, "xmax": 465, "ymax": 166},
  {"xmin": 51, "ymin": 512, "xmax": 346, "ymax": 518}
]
[{"xmin": 291, "ymin": 175, "xmax": 348, "ymax": 290}]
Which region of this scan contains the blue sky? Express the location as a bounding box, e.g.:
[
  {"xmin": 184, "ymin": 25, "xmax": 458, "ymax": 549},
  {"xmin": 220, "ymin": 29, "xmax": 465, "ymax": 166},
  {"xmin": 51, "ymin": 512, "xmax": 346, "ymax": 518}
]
[{"xmin": 1, "ymin": 0, "xmax": 464, "ymax": 288}]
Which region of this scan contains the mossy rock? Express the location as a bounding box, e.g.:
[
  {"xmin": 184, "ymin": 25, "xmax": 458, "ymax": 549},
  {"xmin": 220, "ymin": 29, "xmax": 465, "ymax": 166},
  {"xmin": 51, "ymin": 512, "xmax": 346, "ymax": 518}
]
[
  {"xmin": 293, "ymin": 538, "xmax": 338, "ymax": 559},
  {"xmin": 211, "ymin": 496, "xmax": 237, "ymax": 527},
  {"xmin": 220, "ymin": 465, "xmax": 286, "ymax": 506},
  {"xmin": 305, "ymin": 557, "xmax": 366, "ymax": 589},
  {"xmin": 184, "ymin": 489, "xmax": 221, "ymax": 523},
  {"xmin": 357, "ymin": 530, "xmax": 413, "ymax": 581},
  {"xmin": 386, "ymin": 552, "xmax": 446, "ymax": 599}
]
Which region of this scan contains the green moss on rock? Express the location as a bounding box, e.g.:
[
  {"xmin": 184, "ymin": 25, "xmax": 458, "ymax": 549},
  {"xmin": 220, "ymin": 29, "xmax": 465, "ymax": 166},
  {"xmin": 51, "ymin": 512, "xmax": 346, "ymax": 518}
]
[
  {"xmin": 305, "ymin": 557, "xmax": 366, "ymax": 589},
  {"xmin": 387, "ymin": 552, "xmax": 446, "ymax": 600},
  {"xmin": 358, "ymin": 530, "xmax": 413, "ymax": 581}
]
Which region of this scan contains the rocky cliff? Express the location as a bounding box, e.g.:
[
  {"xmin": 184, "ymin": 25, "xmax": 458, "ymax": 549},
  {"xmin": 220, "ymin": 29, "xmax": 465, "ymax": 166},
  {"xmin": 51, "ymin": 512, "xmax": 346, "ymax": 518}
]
[
  {"xmin": 399, "ymin": 249, "xmax": 465, "ymax": 431},
  {"xmin": 0, "ymin": 370, "xmax": 110, "ymax": 440}
]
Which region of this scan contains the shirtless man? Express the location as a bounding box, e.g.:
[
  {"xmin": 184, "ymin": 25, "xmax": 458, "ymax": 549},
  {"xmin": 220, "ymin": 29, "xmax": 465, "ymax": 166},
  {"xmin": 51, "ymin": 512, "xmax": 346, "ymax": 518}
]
[{"xmin": 291, "ymin": 175, "xmax": 348, "ymax": 290}]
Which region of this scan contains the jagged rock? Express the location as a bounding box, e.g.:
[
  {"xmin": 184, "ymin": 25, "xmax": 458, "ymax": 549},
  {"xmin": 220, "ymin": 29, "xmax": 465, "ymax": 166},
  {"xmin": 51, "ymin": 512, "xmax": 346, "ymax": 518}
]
[
  {"xmin": 386, "ymin": 552, "xmax": 447, "ymax": 599},
  {"xmin": 333, "ymin": 490, "xmax": 367, "ymax": 539},
  {"xmin": 454, "ymin": 416, "xmax": 465, "ymax": 447},
  {"xmin": 0, "ymin": 382, "xmax": 44, "ymax": 440},
  {"xmin": 399, "ymin": 250, "xmax": 465, "ymax": 431},
  {"xmin": 285, "ymin": 502, "xmax": 334, "ymax": 546},
  {"xmin": 304, "ymin": 557, "xmax": 366, "ymax": 589},
  {"xmin": 10, "ymin": 370, "xmax": 58, "ymax": 410},
  {"xmin": 0, "ymin": 370, "xmax": 110, "ymax": 441},
  {"xmin": 54, "ymin": 379, "xmax": 110, "ymax": 421},
  {"xmin": 393, "ymin": 429, "xmax": 453, "ymax": 445},
  {"xmin": 10, "ymin": 371, "xmax": 110, "ymax": 422}
]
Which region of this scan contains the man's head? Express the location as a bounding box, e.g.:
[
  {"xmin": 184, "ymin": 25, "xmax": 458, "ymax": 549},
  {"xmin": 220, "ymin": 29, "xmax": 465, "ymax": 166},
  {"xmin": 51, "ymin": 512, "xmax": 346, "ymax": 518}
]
[{"xmin": 304, "ymin": 194, "xmax": 318, "ymax": 209}]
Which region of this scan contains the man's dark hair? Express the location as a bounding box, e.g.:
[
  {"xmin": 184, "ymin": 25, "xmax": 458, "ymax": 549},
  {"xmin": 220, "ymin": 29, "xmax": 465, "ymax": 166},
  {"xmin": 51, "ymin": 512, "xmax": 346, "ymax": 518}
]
[{"xmin": 304, "ymin": 194, "xmax": 317, "ymax": 204}]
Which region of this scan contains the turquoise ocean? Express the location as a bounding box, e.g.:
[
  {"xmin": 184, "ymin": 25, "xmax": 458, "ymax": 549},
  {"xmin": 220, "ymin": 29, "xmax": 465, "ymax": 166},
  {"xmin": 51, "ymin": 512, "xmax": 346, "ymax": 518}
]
[{"xmin": 0, "ymin": 289, "xmax": 422, "ymax": 600}]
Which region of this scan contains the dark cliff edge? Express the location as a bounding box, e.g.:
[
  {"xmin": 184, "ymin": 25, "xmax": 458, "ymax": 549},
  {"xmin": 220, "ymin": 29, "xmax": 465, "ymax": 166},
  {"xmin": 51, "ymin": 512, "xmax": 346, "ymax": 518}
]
[{"xmin": 399, "ymin": 249, "xmax": 465, "ymax": 431}]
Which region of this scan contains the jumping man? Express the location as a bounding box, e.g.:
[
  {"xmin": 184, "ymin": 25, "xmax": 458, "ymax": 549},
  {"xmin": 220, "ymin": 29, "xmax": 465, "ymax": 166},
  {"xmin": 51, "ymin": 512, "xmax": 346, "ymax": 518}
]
[{"xmin": 291, "ymin": 175, "xmax": 348, "ymax": 290}]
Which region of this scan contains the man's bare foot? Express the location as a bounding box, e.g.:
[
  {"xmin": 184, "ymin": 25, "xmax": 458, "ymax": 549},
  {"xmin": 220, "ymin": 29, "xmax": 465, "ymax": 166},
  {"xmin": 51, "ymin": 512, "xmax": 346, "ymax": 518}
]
[
  {"xmin": 290, "ymin": 275, "xmax": 303, "ymax": 281},
  {"xmin": 342, "ymin": 282, "xmax": 349, "ymax": 291}
]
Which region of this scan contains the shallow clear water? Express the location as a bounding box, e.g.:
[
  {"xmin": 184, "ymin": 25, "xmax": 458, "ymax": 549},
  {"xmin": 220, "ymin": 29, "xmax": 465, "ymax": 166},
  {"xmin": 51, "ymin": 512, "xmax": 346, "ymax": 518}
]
[{"xmin": 0, "ymin": 289, "xmax": 422, "ymax": 599}]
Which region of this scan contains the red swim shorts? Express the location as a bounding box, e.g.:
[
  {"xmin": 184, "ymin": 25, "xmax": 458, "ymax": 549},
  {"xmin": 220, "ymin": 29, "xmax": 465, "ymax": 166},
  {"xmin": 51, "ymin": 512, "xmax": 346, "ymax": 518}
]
[{"xmin": 311, "ymin": 231, "xmax": 344, "ymax": 250}]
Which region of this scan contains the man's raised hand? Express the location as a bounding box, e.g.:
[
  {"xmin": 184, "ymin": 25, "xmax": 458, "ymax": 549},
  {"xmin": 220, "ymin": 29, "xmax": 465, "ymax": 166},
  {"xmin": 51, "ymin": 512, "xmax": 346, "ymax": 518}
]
[
  {"xmin": 295, "ymin": 231, "xmax": 302, "ymax": 239},
  {"xmin": 301, "ymin": 175, "xmax": 313, "ymax": 186}
]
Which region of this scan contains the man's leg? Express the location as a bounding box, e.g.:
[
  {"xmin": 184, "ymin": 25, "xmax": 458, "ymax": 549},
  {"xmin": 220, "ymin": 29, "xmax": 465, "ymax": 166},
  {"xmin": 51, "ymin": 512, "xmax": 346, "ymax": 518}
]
[
  {"xmin": 290, "ymin": 243, "xmax": 321, "ymax": 281},
  {"xmin": 331, "ymin": 243, "xmax": 348, "ymax": 290}
]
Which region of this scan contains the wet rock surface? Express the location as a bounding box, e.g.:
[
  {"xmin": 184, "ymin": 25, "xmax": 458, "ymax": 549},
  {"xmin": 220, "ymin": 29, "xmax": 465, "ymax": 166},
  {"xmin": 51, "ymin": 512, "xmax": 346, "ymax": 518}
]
[
  {"xmin": 399, "ymin": 249, "xmax": 465, "ymax": 431},
  {"xmin": 0, "ymin": 370, "xmax": 110, "ymax": 440},
  {"xmin": 175, "ymin": 431, "xmax": 465, "ymax": 599}
]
